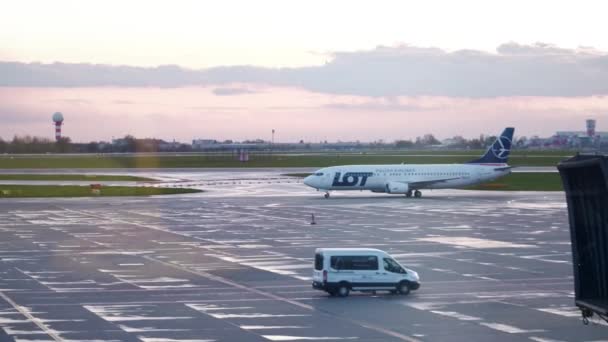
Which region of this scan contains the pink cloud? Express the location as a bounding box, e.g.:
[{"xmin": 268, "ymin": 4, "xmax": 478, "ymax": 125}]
[{"xmin": 1, "ymin": 86, "xmax": 607, "ymax": 142}]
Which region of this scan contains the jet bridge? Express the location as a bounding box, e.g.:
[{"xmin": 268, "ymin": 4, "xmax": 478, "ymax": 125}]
[{"xmin": 558, "ymin": 154, "xmax": 608, "ymax": 324}]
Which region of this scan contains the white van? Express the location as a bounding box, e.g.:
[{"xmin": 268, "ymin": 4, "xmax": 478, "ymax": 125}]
[{"xmin": 312, "ymin": 248, "xmax": 420, "ymax": 297}]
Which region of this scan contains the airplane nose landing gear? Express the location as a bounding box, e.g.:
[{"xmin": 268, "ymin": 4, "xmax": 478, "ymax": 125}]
[{"xmin": 324, "ymin": 192, "xmax": 330, "ymax": 199}]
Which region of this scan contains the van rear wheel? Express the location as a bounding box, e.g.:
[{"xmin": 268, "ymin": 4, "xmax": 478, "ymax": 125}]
[
  {"xmin": 337, "ymin": 283, "xmax": 350, "ymax": 297},
  {"xmin": 397, "ymin": 281, "xmax": 411, "ymax": 295}
]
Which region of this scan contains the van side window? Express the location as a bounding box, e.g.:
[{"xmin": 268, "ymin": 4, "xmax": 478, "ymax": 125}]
[
  {"xmin": 383, "ymin": 258, "xmax": 405, "ymax": 273},
  {"xmin": 314, "ymin": 253, "xmax": 323, "ymax": 271},
  {"xmin": 330, "ymin": 256, "xmax": 341, "ymax": 269},
  {"xmin": 330, "ymin": 255, "xmax": 378, "ymax": 270}
]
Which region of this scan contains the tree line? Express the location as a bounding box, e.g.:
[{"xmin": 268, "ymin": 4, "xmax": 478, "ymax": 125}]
[
  {"xmin": 0, "ymin": 136, "xmax": 72, "ymax": 153},
  {"xmin": 0, "ymin": 133, "xmax": 529, "ymax": 154}
]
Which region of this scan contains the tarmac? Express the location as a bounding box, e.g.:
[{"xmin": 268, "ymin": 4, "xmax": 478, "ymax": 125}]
[{"xmin": 0, "ymin": 170, "xmax": 605, "ymax": 341}]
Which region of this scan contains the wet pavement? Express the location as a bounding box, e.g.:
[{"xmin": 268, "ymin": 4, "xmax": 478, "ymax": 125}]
[
  {"xmin": 0, "ymin": 172, "xmax": 605, "ymax": 341},
  {"xmin": 0, "ymin": 166, "xmax": 556, "ymax": 189}
]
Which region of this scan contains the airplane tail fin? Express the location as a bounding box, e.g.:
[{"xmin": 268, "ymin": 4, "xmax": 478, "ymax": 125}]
[{"xmin": 467, "ymin": 127, "xmax": 514, "ymax": 164}]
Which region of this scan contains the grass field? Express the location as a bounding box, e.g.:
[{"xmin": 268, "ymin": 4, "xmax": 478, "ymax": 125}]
[
  {"xmin": 284, "ymin": 172, "xmax": 563, "ymax": 191},
  {"xmin": 0, "ymin": 174, "xmax": 154, "ymax": 181},
  {"xmin": 0, "ymin": 185, "xmax": 201, "ymax": 198},
  {"xmin": 0, "ymin": 152, "xmax": 572, "ymax": 169},
  {"xmin": 283, "ymin": 173, "xmax": 311, "ymax": 178}
]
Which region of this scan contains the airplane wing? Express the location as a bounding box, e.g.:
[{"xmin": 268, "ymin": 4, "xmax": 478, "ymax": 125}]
[
  {"xmin": 408, "ymin": 177, "xmax": 460, "ymax": 188},
  {"xmin": 494, "ymin": 166, "xmax": 513, "ymax": 171}
]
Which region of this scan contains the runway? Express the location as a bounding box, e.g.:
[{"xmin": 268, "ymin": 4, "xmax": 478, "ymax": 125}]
[
  {"xmin": 0, "ymin": 166, "xmax": 557, "ymax": 190},
  {"xmin": 0, "ymin": 173, "xmax": 605, "ymax": 341},
  {"xmin": 0, "ymin": 166, "xmax": 557, "ymax": 175}
]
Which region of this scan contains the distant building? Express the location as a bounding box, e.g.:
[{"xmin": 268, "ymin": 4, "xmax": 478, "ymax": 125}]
[
  {"xmin": 587, "ymin": 119, "xmax": 596, "ymax": 137},
  {"xmin": 441, "ymin": 136, "xmax": 466, "ymax": 147},
  {"xmin": 112, "ymin": 138, "xmax": 129, "ymax": 147},
  {"xmin": 192, "ymin": 139, "xmax": 218, "ymax": 149},
  {"xmin": 159, "ymin": 140, "xmax": 181, "ymax": 151},
  {"xmin": 546, "ymin": 119, "xmax": 607, "ymax": 148}
]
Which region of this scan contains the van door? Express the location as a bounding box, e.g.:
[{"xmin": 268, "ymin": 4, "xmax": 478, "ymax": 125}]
[
  {"xmin": 371, "ymin": 257, "xmax": 407, "ymax": 288},
  {"xmin": 312, "ymin": 252, "xmax": 324, "ymax": 284},
  {"xmin": 329, "ymin": 255, "xmax": 355, "ymax": 285},
  {"xmin": 349, "ymin": 255, "xmax": 379, "ymax": 290}
]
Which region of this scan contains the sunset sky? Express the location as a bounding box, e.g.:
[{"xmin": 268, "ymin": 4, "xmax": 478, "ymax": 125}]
[{"xmin": 2, "ymin": 0, "xmax": 608, "ymax": 142}]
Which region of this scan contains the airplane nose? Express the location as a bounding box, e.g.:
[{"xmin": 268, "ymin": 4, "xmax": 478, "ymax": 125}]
[{"xmin": 303, "ymin": 175, "xmax": 314, "ymax": 187}]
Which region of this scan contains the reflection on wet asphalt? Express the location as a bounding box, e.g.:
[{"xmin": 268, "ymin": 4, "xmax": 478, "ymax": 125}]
[{"xmin": 0, "ymin": 170, "xmax": 605, "ymax": 341}]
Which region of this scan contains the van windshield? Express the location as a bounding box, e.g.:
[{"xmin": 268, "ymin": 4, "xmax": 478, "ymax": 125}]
[
  {"xmin": 383, "ymin": 258, "xmax": 405, "ymax": 273},
  {"xmin": 314, "ymin": 253, "xmax": 323, "ymax": 270}
]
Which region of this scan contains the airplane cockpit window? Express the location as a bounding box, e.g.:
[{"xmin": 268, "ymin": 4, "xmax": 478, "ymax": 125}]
[{"xmin": 314, "ymin": 172, "xmax": 324, "ymax": 176}]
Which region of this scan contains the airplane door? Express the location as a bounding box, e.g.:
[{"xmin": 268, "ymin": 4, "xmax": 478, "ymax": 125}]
[
  {"xmin": 479, "ymin": 168, "xmax": 493, "ymax": 183},
  {"xmin": 467, "ymin": 169, "xmax": 478, "ymax": 183}
]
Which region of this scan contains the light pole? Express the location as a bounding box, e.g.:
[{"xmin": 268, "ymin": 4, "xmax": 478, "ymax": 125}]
[{"xmin": 271, "ymin": 129, "xmax": 275, "ymax": 157}]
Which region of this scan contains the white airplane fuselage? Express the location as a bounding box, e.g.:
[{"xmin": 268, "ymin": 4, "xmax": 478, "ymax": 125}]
[
  {"xmin": 303, "ymin": 163, "xmax": 510, "ymax": 193},
  {"xmin": 304, "ymin": 127, "xmax": 515, "ymax": 196}
]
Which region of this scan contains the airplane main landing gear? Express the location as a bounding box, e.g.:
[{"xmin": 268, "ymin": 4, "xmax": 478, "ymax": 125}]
[
  {"xmin": 414, "ymin": 190, "xmax": 422, "ymax": 198},
  {"xmin": 324, "ymin": 192, "xmax": 330, "ymax": 199},
  {"xmin": 406, "ymin": 190, "xmax": 413, "ymax": 198}
]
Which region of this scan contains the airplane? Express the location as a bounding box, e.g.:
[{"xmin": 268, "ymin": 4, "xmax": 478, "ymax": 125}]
[{"xmin": 303, "ymin": 127, "xmax": 514, "ymax": 198}]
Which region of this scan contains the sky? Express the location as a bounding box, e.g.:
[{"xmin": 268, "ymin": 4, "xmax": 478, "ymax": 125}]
[{"xmin": 1, "ymin": 0, "xmax": 608, "ymax": 142}]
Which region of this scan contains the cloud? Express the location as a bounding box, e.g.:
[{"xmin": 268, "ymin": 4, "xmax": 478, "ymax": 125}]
[
  {"xmin": 325, "ymin": 97, "xmax": 443, "ymax": 112},
  {"xmin": 212, "ymin": 87, "xmax": 259, "ymax": 96},
  {"xmin": 57, "ymin": 98, "xmax": 92, "ymax": 105},
  {"xmin": 187, "ymin": 105, "xmax": 244, "ymax": 112},
  {"xmin": 0, "ymin": 110, "xmax": 49, "ymax": 124},
  {"xmin": 496, "ymin": 42, "xmax": 603, "ymax": 56},
  {"xmin": 2, "ymin": 85, "xmax": 608, "ymax": 142},
  {"xmin": 113, "ymin": 100, "xmax": 135, "ymax": 105},
  {"xmin": 2, "ymin": 42, "xmax": 608, "ymax": 97}
]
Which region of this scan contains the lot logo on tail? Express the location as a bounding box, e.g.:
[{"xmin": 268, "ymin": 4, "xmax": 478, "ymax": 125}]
[
  {"xmin": 332, "ymin": 172, "xmax": 373, "ymax": 186},
  {"xmin": 491, "ymin": 135, "xmax": 512, "ymax": 159},
  {"xmin": 466, "ymin": 127, "xmax": 514, "ymax": 164}
]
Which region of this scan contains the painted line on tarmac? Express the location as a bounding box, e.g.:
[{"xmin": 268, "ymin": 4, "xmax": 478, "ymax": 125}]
[
  {"xmin": 143, "ymin": 254, "xmax": 421, "ymax": 342},
  {"xmin": 58, "ymin": 206, "xmax": 420, "ymax": 342},
  {"xmin": 0, "ymin": 290, "xmax": 65, "ymax": 342}
]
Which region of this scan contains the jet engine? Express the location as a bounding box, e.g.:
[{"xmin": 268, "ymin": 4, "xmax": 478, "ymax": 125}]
[{"xmin": 385, "ymin": 181, "xmax": 409, "ymax": 194}]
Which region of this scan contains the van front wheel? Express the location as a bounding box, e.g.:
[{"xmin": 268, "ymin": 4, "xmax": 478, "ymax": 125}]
[
  {"xmin": 337, "ymin": 283, "xmax": 350, "ymax": 297},
  {"xmin": 397, "ymin": 281, "xmax": 411, "ymax": 295}
]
